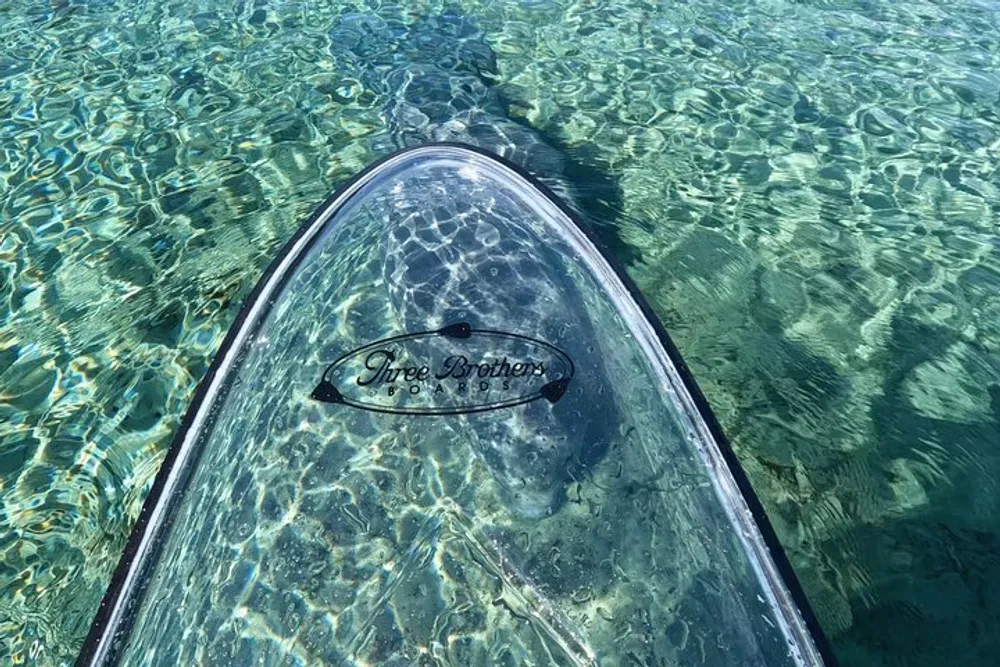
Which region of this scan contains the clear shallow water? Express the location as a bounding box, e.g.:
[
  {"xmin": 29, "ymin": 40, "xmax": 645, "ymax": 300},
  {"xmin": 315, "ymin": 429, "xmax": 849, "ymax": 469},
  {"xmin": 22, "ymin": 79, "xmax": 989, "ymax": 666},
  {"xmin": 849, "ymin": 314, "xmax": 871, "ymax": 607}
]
[{"xmin": 0, "ymin": 0, "xmax": 998, "ymax": 665}]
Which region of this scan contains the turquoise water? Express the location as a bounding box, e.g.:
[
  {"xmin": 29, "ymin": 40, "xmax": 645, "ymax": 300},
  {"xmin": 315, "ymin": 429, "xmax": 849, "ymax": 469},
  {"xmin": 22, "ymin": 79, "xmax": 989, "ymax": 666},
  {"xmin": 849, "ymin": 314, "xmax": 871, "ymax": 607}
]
[{"xmin": 0, "ymin": 0, "xmax": 998, "ymax": 665}]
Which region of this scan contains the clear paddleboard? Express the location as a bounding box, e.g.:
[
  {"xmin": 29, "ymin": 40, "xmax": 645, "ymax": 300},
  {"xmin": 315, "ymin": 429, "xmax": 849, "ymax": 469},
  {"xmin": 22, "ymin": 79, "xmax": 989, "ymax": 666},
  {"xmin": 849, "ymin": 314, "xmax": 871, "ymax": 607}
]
[{"xmin": 78, "ymin": 144, "xmax": 835, "ymax": 667}]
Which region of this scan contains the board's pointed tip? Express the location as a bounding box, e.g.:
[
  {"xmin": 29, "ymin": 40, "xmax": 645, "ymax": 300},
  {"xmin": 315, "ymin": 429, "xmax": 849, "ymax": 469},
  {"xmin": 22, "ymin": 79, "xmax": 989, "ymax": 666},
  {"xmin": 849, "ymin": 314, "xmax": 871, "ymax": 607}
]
[
  {"xmin": 438, "ymin": 322, "xmax": 472, "ymax": 339},
  {"xmin": 540, "ymin": 377, "xmax": 571, "ymax": 404},
  {"xmin": 311, "ymin": 380, "xmax": 345, "ymax": 404}
]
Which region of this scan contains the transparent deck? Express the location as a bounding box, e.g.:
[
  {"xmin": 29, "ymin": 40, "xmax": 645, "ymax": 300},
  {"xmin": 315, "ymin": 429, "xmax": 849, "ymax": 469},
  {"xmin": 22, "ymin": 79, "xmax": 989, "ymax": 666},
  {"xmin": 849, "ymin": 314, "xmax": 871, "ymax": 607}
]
[{"xmin": 79, "ymin": 145, "xmax": 830, "ymax": 667}]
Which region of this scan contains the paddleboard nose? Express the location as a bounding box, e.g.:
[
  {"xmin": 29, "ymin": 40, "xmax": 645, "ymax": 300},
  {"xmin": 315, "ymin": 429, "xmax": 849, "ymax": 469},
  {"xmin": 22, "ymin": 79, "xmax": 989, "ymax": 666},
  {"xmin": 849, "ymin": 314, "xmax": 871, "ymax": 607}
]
[{"xmin": 77, "ymin": 144, "xmax": 834, "ymax": 667}]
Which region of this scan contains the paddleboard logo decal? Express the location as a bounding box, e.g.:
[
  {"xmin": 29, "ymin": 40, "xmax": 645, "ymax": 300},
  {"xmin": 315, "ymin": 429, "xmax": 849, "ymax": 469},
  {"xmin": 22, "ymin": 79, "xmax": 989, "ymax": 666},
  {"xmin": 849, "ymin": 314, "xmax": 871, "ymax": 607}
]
[{"xmin": 311, "ymin": 322, "xmax": 574, "ymax": 415}]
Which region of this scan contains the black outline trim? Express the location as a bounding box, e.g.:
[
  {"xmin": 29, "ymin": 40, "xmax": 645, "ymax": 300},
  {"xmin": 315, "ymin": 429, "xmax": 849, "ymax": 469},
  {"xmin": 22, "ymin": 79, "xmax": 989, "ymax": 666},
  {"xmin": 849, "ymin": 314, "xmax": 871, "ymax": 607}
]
[{"xmin": 75, "ymin": 143, "xmax": 839, "ymax": 667}]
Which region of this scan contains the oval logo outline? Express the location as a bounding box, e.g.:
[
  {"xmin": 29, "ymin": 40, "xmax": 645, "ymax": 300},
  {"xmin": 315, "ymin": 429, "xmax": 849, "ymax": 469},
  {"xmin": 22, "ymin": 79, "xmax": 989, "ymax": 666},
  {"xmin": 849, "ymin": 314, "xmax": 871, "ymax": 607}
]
[{"xmin": 311, "ymin": 323, "xmax": 575, "ymax": 416}]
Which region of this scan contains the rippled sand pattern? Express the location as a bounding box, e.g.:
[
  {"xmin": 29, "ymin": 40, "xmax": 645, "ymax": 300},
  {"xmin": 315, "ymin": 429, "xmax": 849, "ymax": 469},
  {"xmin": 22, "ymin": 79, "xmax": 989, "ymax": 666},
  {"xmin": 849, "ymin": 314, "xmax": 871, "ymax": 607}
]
[{"xmin": 1, "ymin": 0, "xmax": 998, "ymax": 665}]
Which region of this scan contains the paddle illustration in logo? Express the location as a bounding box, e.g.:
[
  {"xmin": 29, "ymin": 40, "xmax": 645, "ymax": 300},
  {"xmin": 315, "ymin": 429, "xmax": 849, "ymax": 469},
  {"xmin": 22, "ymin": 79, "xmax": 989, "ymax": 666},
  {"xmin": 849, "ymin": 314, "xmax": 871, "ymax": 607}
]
[{"xmin": 311, "ymin": 323, "xmax": 574, "ymax": 415}]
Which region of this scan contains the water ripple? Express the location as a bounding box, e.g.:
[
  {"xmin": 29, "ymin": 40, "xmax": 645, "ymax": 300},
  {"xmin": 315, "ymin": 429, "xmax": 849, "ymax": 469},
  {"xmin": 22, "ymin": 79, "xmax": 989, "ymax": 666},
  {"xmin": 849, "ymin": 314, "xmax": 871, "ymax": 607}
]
[{"xmin": 1, "ymin": 0, "xmax": 999, "ymax": 665}]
